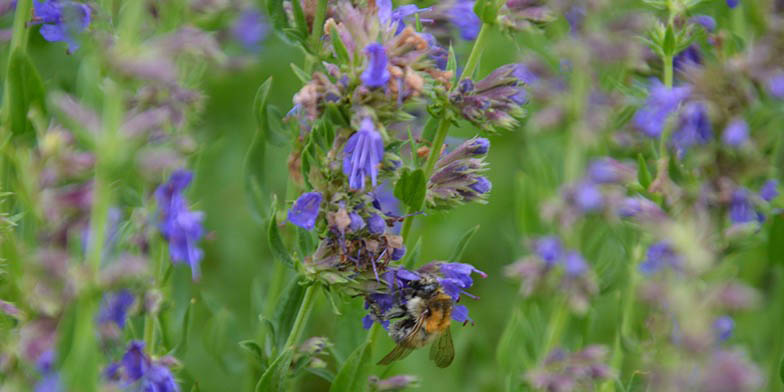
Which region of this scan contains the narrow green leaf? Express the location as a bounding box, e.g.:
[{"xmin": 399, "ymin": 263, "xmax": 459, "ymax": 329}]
[
  {"xmin": 267, "ymin": 205, "xmax": 296, "ymax": 269},
  {"xmin": 447, "ymin": 44, "xmax": 458, "ymax": 85},
  {"xmin": 663, "ymin": 24, "xmax": 675, "ymax": 56},
  {"xmin": 330, "ymin": 28, "xmax": 351, "ymax": 64},
  {"xmin": 266, "ymin": 105, "xmax": 289, "ymax": 147},
  {"xmin": 255, "ymin": 347, "xmax": 294, "ymax": 392},
  {"xmin": 496, "ymin": 308, "xmax": 525, "ymax": 373},
  {"xmin": 637, "ymin": 153, "xmax": 652, "ymax": 190},
  {"xmin": 272, "ymin": 278, "xmax": 307, "ymax": 350},
  {"xmin": 266, "ymin": 0, "xmax": 288, "ymax": 30},
  {"xmin": 394, "ymin": 169, "xmax": 427, "ymax": 210},
  {"xmin": 421, "ymin": 116, "xmax": 439, "ymax": 144},
  {"xmin": 290, "ymin": 63, "xmax": 311, "ymax": 84},
  {"xmin": 779, "ymin": 354, "xmax": 784, "ymax": 384},
  {"xmin": 239, "ymin": 340, "xmax": 265, "ymax": 362},
  {"xmin": 290, "ymin": 0, "xmax": 309, "ymax": 41},
  {"xmin": 172, "ymin": 300, "xmax": 194, "ymax": 356},
  {"xmin": 7, "ymin": 48, "xmax": 47, "ymax": 143},
  {"xmin": 403, "ymin": 237, "xmax": 422, "ymax": 269},
  {"xmin": 244, "ymin": 78, "xmax": 273, "ymax": 223},
  {"xmin": 329, "ymin": 341, "xmax": 373, "ymax": 392},
  {"xmin": 296, "ymin": 227, "xmax": 315, "ymax": 258},
  {"xmin": 768, "ymin": 214, "xmax": 784, "ymax": 265},
  {"xmin": 448, "ymin": 225, "xmax": 480, "ymax": 262},
  {"xmin": 306, "ymin": 367, "xmax": 336, "ymax": 383}
]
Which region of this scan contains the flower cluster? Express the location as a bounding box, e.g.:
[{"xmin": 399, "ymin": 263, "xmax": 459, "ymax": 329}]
[
  {"xmin": 525, "ymin": 346, "xmax": 613, "ymax": 392},
  {"xmin": 427, "ymin": 137, "xmax": 492, "ymax": 208},
  {"xmin": 505, "ymin": 236, "xmax": 598, "ymax": 313},
  {"xmin": 449, "ymin": 63, "xmax": 533, "ymax": 131}
]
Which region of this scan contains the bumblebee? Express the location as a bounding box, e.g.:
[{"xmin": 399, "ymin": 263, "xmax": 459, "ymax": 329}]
[{"xmin": 376, "ymin": 280, "xmax": 455, "ymax": 368}]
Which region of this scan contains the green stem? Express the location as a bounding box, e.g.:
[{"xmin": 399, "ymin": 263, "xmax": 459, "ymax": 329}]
[
  {"xmin": 541, "ymin": 297, "xmax": 569, "ymax": 358},
  {"xmin": 310, "ymin": 0, "xmax": 328, "ymax": 50},
  {"xmin": 663, "ymin": 55, "xmax": 673, "ymax": 88},
  {"xmin": 601, "ymin": 250, "xmax": 640, "ymax": 392},
  {"xmin": 2, "ymin": 0, "xmax": 31, "ymax": 123},
  {"xmin": 283, "ymin": 285, "xmax": 317, "ymax": 349},
  {"xmin": 459, "ymin": 23, "xmax": 492, "ymax": 83},
  {"xmin": 400, "ymin": 116, "xmax": 451, "ymax": 242}
]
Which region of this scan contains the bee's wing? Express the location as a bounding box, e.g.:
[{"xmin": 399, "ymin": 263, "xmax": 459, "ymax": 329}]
[
  {"xmin": 429, "ymin": 327, "xmax": 455, "ymax": 368},
  {"xmin": 377, "ymin": 315, "xmax": 426, "ymax": 366},
  {"xmin": 377, "ymin": 344, "xmax": 414, "ymax": 365}
]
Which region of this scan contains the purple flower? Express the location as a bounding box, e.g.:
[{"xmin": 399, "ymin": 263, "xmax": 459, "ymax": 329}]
[
  {"xmin": 727, "ymin": 0, "xmax": 740, "ymax": 8},
  {"xmin": 691, "ymin": 15, "xmax": 717, "ymax": 31},
  {"xmin": 97, "ymin": 290, "xmax": 134, "ymax": 329},
  {"xmin": 535, "ymin": 236, "xmax": 562, "ymax": 266},
  {"xmin": 378, "ymin": 0, "xmax": 432, "ymax": 34},
  {"xmin": 348, "ymin": 212, "xmax": 366, "ymax": 232},
  {"xmin": 34, "ymin": 373, "xmax": 61, "ymax": 392},
  {"xmin": 767, "ymin": 72, "xmax": 784, "ymax": 99},
  {"xmin": 31, "ymin": 0, "xmax": 91, "ymax": 52},
  {"xmin": 587, "ymin": 158, "xmax": 635, "ymax": 184},
  {"xmin": 421, "ymin": 33, "xmax": 448, "ymax": 70},
  {"xmin": 714, "ymin": 316, "xmax": 734, "ymax": 341},
  {"xmin": 729, "ymin": 189, "xmax": 756, "ymax": 224},
  {"xmin": 574, "ymin": 181, "xmax": 603, "ymax": 212},
  {"xmin": 449, "ymin": 0, "xmax": 480, "ymax": 40},
  {"xmin": 722, "ymin": 118, "xmax": 749, "ymax": 147},
  {"xmin": 287, "ymin": 192, "xmax": 323, "ymax": 230},
  {"xmin": 367, "ymin": 213, "xmax": 386, "ymax": 234},
  {"xmin": 634, "ymin": 81, "xmax": 691, "ymax": 138},
  {"xmin": 673, "ymin": 45, "xmax": 702, "ymax": 71},
  {"xmin": 671, "ymin": 102, "xmax": 712, "ymax": 157},
  {"xmin": 232, "ymin": 9, "xmax": 268, "ymax": 50},
  {"xmin": 343, "ymin": 118, "xmax": 384, "ymax": 190},
  {"xmin": 156, "ymin": 170, "xmax": 205, "ymax": 281},
  {"xmin": 437, "ymin": 262, "xmax": 486, "ymax": 302},
  {"xmin": 469, "ymin": 176, "xmax": 492, "ymax": 194},
  {"xmin": 563, "ymin": 251, "xmax": 587, "ymax": 277},
  {"xmin": 391, "ymin": 246, "xmax": 406, "ymax": 261},
  {"xmin": 110, "ymin": 341, "xmax": 180, "ymax": 392},
  {"xmin": 361, "ymin": 43, "xmax": 390, "ymax": 88},
  {"xmin": 122, "ymin": 341, "xmax": 150, "ymax": 381},
  {"xmin": 34, "ymin": 350, "xmax": 62, "ymax": 392},
  {"xmin": 760, "ymin": 180, "xmax": 779, "ymax": 202},
  {"xmin": 639, "ymin": 242, "xmax": 680, "ymax": 275},
  {"xmin": 143, "ymin": 364, "xmax": 179, "ymax": 392}
]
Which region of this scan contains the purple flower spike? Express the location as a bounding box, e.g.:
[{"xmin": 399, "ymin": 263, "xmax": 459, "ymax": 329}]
[
  {"xmin": 714, "ymin": 315, "xmax": 734, "ymax": 341},
  {"xmin": 361, "ymin": 43, "xmax": 390, "ymax": 88},
  {"xmin": 97, "ymin": 290, "xmax": 134, "ymax": 329},
  {"xmin": 156, "ymin": 170, "xmax": 205, "ymax": 281},
  {"xmin": 723, "ymin": 118, "xmax": 749, "ymax": 147},
  {"xmin": 343, "ymin": 118, "xmax": 384, "ymax": 190},
  {"xmin": 760, "ymin": 180, "xmax": 779, "ymax": 202},
  {"xmin": 449, "ymin": 0, "xmax": 481, "ymax": 40},
  {"xmin": 32, "ymin": 0, "xmax": 91, "ymax": 52},
  {"xmin": 634, "ymin": 81, "xmax": 691, "ymax": 138},
  {"xmin": 232, "ymin": 9, "xmax": 268, "ymax": 50},
  {"xmin": 729, "ymin": 189, "xmax": 756, "ymax": 224},
  {"xmin": 727, "ymin": 0, "xmax": 740, "ymax": 8},
  {"xmin": 287, "ymin": 192, "xmax": 323, "ymax": 230}
]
